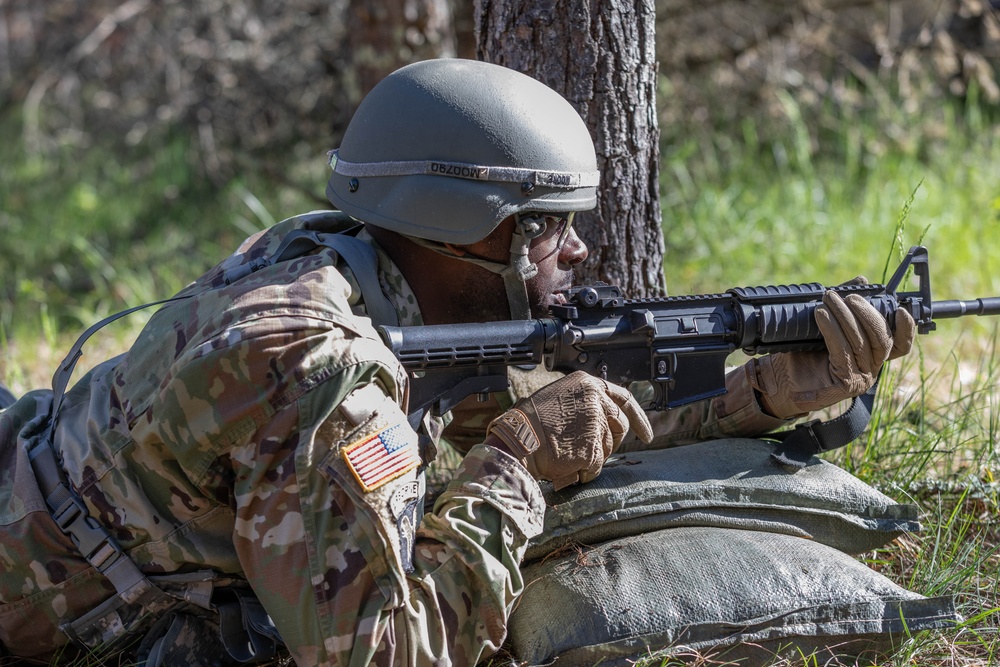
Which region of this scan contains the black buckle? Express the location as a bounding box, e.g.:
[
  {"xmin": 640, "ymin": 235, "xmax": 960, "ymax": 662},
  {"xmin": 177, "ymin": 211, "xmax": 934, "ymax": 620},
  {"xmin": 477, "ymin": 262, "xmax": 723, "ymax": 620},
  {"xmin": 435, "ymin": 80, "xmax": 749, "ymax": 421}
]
[
  {"xmin": 52, "ymin": 494, "xmax": 86, "ymax": 532},
  {"xmin": 52, "ymin": 493, "xmax": 125, "ymax": 574}
]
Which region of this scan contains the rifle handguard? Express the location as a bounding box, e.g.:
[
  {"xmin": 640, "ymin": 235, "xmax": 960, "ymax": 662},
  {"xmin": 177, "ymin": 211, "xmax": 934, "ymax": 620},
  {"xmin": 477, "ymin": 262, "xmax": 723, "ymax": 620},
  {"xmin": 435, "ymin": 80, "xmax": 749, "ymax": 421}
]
[{"xmin": 487, "ymin": 408, "xmax": 541, "ymax": 461}]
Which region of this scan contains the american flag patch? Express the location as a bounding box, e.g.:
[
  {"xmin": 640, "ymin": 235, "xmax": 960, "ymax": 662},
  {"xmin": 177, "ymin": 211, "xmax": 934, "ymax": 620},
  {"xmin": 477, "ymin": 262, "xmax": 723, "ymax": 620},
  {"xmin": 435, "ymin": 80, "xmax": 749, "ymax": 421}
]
[{"xmin": 342, "ymin": 422, "xmax": 420, "ymax": 492}]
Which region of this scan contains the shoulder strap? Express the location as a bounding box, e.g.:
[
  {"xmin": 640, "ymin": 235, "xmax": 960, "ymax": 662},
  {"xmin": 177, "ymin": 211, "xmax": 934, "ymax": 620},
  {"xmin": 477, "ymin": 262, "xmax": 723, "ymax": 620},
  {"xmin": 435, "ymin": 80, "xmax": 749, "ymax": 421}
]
[
  {"xmin": 47, "ymin": 224, "xmax": 400, "ymax": 446},
  {"xmin": 220, "ymin": 227, "xmax": 400, "ymax": 328},
  {"xmin": 268, "ymin": 228, "xmax": 400, "ymax": 328},
  {"xmin": 0, "ymin": 383, "xmax": 15, "ymax": 409},
  {"xmin": 33, "ymin": 295, "xmax": 197, "ymax": 606}
]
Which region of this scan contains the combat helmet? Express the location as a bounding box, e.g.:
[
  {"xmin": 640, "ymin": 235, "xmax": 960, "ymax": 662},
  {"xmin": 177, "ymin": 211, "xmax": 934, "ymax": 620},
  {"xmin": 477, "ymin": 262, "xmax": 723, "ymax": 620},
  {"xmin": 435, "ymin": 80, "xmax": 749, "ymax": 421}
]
[{"xmin": 326, "ymin": 58, "xmax": 599, "ymax": 318}]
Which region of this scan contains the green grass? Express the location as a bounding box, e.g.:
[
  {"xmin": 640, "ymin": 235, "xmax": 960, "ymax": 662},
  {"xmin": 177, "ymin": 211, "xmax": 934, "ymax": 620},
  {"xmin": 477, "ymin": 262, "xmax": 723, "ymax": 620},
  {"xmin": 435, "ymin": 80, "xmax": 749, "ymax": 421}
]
[
  {"xmin": 0, "ymin": 113, "xmax": 325, "ymax": 394},
  {"xmin": 0, "ymin": 113, "xmax": 326, "ymax": 330},
  {"xmin": 2, "ymin": 89, "xmax": 1000, "ymax": 665},
  {"xmin": 662, "ymin": 92, "xmax": 1000, "ymax": 305}
]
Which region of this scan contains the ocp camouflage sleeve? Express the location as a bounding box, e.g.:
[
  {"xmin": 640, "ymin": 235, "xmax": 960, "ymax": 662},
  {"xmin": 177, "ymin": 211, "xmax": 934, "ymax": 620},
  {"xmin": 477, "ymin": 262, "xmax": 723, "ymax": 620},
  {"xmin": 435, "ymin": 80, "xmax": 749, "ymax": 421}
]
[
  {"xmin": 0, "ymin": 214, "xmax": 545, "ymax": 665},
  {"xmin": 140, "ymin": 217, "xmax": 547, "ymax": 665},
  {"xmin": 216, "ymin": 342, "xmax": 544, "ymax": 666}
]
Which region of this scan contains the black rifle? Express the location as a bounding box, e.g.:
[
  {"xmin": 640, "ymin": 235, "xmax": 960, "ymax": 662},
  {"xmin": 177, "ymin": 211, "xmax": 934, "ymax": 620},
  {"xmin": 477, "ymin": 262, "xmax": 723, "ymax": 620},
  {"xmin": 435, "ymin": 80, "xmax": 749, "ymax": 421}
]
[{"xmin": 381, "ymin": 246, "xmax": 1000, "ymax": 422}]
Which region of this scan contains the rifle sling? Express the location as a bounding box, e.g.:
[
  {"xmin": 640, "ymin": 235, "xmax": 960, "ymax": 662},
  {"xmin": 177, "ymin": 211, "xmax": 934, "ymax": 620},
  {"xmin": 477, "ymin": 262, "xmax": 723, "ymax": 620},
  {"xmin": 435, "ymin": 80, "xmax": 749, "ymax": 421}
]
[{"xmin": 768, "ymin": 376, "xmax": 879, "ymax": 468}]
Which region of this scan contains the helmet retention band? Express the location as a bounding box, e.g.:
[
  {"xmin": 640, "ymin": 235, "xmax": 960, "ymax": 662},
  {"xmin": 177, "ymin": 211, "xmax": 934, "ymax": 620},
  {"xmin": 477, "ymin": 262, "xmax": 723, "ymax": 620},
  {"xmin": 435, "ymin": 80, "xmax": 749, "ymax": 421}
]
[
  {"xmin": 400, "ymin": 212, "xmax": 548, "ymax": 320},
  {"xmin": 329, "ymin": 150, "xmax": 599, "ymax": 190}
]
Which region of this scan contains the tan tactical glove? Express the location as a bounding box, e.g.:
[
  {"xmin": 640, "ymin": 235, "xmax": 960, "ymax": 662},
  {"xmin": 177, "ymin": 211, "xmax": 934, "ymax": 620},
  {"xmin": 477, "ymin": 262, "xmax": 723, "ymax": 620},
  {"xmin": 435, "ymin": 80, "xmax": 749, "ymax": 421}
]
[
  {"xmin": 487, "ymin": 371, "xmax": 654, "ymax": 490},
  {"xmin": 748, "ymin": 290, "xmax": 917, "ymax": 419}
]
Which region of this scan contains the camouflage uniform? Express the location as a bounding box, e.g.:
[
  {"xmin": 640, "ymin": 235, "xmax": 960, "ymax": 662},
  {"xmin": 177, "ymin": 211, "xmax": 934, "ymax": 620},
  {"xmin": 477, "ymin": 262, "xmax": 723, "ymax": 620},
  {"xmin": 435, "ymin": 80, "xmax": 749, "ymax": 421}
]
[
  {"xmin": 0, "ymin": 211, "xmax": 790, "ymax": 665},
  {"xmin": 0, "ymin": 212, "xmax": 544, "ymax": 665}
]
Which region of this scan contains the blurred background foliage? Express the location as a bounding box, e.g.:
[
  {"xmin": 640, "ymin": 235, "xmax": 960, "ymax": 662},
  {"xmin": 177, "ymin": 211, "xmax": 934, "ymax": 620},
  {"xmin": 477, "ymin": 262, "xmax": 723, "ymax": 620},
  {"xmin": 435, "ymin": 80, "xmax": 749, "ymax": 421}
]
[{"xmin": 1, "ymin": 0, "xmax": 998, "ymax": 346}]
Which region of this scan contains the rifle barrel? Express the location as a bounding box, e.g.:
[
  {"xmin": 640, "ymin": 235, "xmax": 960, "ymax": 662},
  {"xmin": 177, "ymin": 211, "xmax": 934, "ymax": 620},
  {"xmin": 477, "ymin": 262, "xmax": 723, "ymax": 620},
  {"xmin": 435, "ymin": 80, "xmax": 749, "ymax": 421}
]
[{"xmin": 932, "ymin": 297, "xmax": 1000, "ymax": 320}]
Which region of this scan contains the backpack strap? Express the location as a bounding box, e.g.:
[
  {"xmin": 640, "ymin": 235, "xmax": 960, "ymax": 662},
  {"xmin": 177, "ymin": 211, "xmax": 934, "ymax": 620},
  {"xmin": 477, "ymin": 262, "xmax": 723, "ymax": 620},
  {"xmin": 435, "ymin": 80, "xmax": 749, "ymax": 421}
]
[
  {"xmin": 33, "ymin": 294, "xmax": 198, "ymax": 606},
  {"xmin": 266, "ymin": 228, "xmax": 400, "ymax": 327}
]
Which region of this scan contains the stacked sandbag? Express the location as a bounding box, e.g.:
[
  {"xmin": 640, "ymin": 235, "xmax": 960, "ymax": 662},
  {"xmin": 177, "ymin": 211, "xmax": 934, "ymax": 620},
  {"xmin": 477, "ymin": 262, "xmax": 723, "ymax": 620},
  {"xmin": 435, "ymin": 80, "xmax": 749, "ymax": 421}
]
[{"xmin": 505, "ymin": 439, "xmax": 958, "ymax": 666}]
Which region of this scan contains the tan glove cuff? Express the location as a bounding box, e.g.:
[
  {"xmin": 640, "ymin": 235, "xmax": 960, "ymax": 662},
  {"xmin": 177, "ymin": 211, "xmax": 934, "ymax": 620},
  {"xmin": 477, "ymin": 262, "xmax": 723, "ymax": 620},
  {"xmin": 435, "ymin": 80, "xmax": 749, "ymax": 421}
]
[
  {"xmin": 746, "ymin": 357, "xmax": 809, "ymax": 420},
  {"xmin": 487, "ymin": 408, "xmax": 541, "ymax": 460}
]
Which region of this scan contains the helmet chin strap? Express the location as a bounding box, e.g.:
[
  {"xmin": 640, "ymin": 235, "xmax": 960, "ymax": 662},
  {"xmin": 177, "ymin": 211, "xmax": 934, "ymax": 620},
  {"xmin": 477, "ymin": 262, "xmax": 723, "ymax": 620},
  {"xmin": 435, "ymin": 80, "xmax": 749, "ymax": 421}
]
[{"xmin": 402, "ymin": 213, "xmax": 546, "ymax": 320}]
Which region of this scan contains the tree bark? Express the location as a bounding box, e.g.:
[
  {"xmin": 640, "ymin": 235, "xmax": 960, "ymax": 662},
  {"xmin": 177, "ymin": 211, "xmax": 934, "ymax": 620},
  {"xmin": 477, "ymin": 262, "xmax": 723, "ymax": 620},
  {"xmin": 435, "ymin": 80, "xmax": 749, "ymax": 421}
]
[{"xmin": 476, "ymin": 0, "xmax": 666, "ymax": 297}]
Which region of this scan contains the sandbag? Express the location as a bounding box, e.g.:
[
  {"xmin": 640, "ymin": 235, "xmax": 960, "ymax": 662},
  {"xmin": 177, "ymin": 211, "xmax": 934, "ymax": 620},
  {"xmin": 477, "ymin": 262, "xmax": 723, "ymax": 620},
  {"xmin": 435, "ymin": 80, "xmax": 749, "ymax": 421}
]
[
  {"xmin": 525, "ymin": 438, "xmax": 918, "ymax": 561},
  {"xmin": 508, "ymin": 526, "xmax": 958, "ymax": 666}
]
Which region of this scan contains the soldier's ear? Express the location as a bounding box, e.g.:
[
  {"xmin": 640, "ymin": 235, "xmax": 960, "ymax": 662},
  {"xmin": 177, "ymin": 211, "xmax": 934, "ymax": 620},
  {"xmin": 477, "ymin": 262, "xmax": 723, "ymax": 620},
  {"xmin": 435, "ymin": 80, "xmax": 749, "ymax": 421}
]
[{"xmin": 443, "ymin": 243, "xmax": 470, "ymax": 257}]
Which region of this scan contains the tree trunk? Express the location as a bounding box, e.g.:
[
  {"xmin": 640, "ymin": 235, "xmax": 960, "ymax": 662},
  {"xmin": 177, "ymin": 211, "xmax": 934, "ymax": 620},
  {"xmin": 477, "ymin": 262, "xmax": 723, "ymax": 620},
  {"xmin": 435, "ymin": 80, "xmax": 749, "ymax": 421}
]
[{"xmin": 476, "ymin": 0, "xmax": 666, "ymax": 297}]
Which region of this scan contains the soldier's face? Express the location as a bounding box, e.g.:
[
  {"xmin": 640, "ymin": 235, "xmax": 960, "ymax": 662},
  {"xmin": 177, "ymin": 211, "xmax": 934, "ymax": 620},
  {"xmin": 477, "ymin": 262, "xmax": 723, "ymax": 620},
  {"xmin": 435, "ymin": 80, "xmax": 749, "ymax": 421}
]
[
  {"xmin": 454, "ymin": 214, "xmax": 589, "ymax": 320},
  {"xmin": 524, "ymin": 214, "xmax": 589, "ymax": 316}
]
